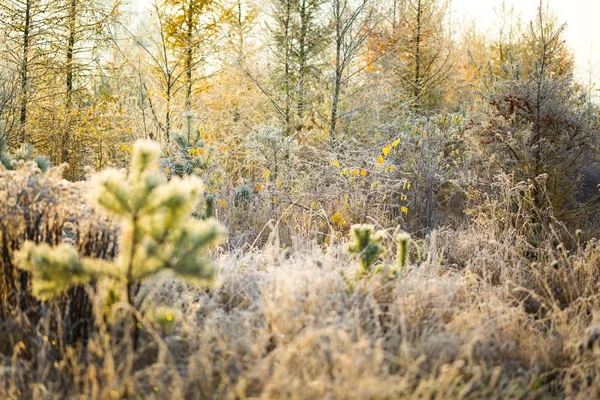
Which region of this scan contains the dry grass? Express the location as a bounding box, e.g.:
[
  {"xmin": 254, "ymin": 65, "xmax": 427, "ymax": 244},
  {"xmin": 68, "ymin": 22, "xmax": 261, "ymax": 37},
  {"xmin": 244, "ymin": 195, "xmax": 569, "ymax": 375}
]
[
  {"xmin": 2, "ymin": 167, "xmax": 600, "ymax": 399},
  {"xmin": 1, "ymin": 237, "xmax": 600, "ymax": 399}
]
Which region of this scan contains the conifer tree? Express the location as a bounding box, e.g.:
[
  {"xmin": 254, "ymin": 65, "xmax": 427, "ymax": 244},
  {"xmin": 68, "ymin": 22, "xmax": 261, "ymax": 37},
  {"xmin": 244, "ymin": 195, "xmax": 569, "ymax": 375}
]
[
  {"xmin": 0, "ymin": 0, "xmax": 56, "ymax": 144},
  {"xmin": 17, "ymin": 140, "xmax": 225, "ymax": 324},
  {"xmin": 270, "ymin": 0, "xmax": 328, "ymax": 135},
  {"xmin": 468, "ymin": 3, "xmax": 598, "ymax": 223},
  {"xmin": 161, "ymin": 0, "xmax": 225, "ymax": 141},
  {"xmin": 388, "ymin": 0, "xmax": 454, "ymax": 109}
]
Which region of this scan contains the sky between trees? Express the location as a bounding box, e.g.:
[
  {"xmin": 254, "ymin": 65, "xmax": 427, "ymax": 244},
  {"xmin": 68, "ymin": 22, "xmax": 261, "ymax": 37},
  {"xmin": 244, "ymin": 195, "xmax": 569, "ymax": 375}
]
[
  {"xmin": 130, "ymin": 0, "xmax": 600, "ymax": 88},
  {"xmin": 452, "ymin": 0, "xmax": 600, "ymax": 85}
]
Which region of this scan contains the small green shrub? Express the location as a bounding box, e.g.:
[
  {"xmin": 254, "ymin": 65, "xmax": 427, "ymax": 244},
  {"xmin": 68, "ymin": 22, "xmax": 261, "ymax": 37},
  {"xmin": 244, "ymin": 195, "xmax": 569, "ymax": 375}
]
[
  {"xmin": 203, "ymin": 193, "xmax": 215, "ymax": 219},
  {"xmin": 33, "ymin": 155, "xmax": 51, "ymax": 172},
  {"xmin": 396, "ymin": 232, "xmax": 411, "ymax": 270},
  {"xmin": 346, "ymin": 224, "xmax": 386, "ymax": 273},
  {"xmin": 0, "ymin": 141, "xmax": 51, "ymax": 171},
  {"xmin": 235, "ymin": 185, "xmax": 252, "ymax": 207}
]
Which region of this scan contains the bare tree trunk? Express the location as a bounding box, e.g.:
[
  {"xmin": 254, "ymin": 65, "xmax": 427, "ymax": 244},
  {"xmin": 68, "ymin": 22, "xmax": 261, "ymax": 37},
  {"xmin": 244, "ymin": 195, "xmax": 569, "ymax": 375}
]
[
  {"xmin": 283, "ymin": 0, "xmax": 292, "ymax": 136},
  {"xmin": 330, "ymin": 0, "xmax": 342, "ymax": 138},
  {"xmin": 531, "ymin": 0, "xmax": 547, "ymax": 211},
  {"xmin": 392, "ymin": 0, "xmax": 398, "ymax": 31},
  {"xmin": 185, "ymin": 0, "xmax": 195, "ymax": 142},
  {"xmin": 296, "ymin": 0, "xmax": 308, "ymax": 127},
  {"xmin": 63, "ymin": 0, "xmax": 77, "ymax": 166},
  {"xmin": 165, "ymin": 77, "xmax": 172, "ymax": 141},
  {"xmin": 413, "ymin": 0, "xmax": 422, "ymax": 104},
  {"xmin": 19, "ymin": 0, "xmax": 32, "ymax": 144}
]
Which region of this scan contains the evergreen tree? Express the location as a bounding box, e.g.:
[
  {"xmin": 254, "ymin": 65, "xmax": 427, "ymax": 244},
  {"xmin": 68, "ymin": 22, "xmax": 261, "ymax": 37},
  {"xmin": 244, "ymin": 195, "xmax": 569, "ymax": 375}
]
[
  {"xmin": 270, "ymin": 0, "xmax": 328, "ymax": 135},
  {"xmin": 17, "ymin": 139, "xmax": 225, "ymax": 325},
  {"xmin": 468, "ymin": 4, "xmax": 599, "ymax": 223},
  {"xmin": 161, "ymin": 0, "xmax": 225, "ymax": 141}
]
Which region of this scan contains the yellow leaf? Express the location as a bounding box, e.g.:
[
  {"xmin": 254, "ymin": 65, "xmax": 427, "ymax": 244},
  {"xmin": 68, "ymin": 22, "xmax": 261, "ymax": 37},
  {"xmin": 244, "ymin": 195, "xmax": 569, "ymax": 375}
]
[
  {"xmin": 164, "ymin": 167, "xmax": 171, "ymax": 174},
  {"xmin": 256, "ymin": 184, "xmax": 263, "ymax": 192},
  {"xmin": 218, "ymin": 199, "xmax": 227, "ymax": 208},
  {"xmin": 330, "ymin": 211, "xmax": 347, "ymax": 227},
  {"xmin": 263, "ymin": 171, "xmax": 271, "ymax": 179},
  {"xmin": 392, "ymin": 139, "xmax": 400, "ymax": 147},
  {"xmin": 382, "ymin": 145, "xmax": 391, "ymax": 156},
  {"xmin": 401, "ymin": 206, "xmax": 408, "ymax": 215},
  {"xmin": 377, "ymin": 155, "xmax": 384, "ymax": 164},
  {"xmin": 332, "ymin": 160, "xmax": 340, "ymax": 167},
  {"xmin": 361, "ymin": 169, "xmax": 367, "ymax": 178},
  {"xmin": 276, "ymin": 180, "xmax": 282, "ymax": 188}
]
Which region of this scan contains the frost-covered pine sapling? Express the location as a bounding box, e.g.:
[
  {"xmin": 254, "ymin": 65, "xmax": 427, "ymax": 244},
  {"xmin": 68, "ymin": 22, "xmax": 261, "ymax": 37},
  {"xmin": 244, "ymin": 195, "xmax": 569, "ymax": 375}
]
[
  {"xmin": 0, "ymin": 141, "xmax": 51, "ymax": 171},
  {"xmin": 203, "ymin": 194, "xmax": 215, "ymax": 219},
  {"xmin": 17, "ymin": 139, "xmax": 226, "ymax": 343},
  {"xmin": 234, "ymin": 185, "xmax": 252, "ymax": 208},
  {"xmin": 396, "ymin": 232, "xmax": 411, "ymax": 271},
  {"xmin": 346, "ymin": 224, "xmax": 386, "ymax": 274}
]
